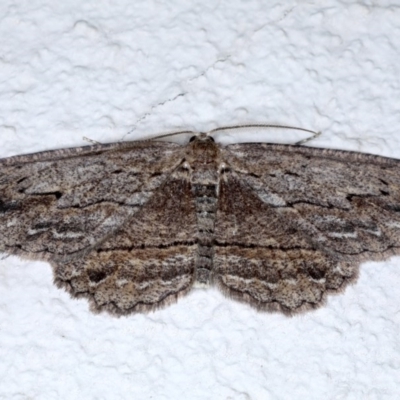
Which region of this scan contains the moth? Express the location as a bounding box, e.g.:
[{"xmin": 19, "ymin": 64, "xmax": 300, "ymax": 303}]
[{"xmin": 1, "ymin": 126, "xmax": 399, "ymax": 316}]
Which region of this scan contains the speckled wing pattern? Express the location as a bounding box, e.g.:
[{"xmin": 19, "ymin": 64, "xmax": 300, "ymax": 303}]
[
  {"xmin": 215, "ymin": 143, "xmax": 400, "ymax": 313},
  {"xmin": 1, "ymin": 135, "xmax": 400, "ymax": 315},
  {"xmin": 0, "ymin": 141, "xmax": 197, "ymax": 314}
]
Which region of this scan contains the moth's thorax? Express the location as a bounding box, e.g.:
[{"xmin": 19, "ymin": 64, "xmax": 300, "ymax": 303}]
[
  {"xmin": 186, "ymin": 135, "xmax": 221, "ymax": 185},
  {"xmin": 186, "ymin": 136, "xmax": 220, "ymax": 166}
]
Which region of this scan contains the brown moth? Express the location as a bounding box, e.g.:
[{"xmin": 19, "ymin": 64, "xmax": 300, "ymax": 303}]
[{"xmin": 1, "ymin": 127, "xmax": 399, "ymax": 316}]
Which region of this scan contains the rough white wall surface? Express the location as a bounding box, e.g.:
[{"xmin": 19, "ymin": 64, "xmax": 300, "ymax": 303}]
[{"xmin": 1, "ymin": 1, "xmax": 400, "ymax": 399}]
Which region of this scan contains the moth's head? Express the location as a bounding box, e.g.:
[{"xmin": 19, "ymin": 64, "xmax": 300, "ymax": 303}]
[{"xmin": 189, "ymin": 132, "xmax": 215, "ymax": 144}]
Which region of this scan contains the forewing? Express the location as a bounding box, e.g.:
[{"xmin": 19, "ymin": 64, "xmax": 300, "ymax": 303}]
[
  {"xmin": 0, "ymin": 141, "xmax": 182, "ymax": 259},
  {"xmin": 214, "ymin": 143, "xmax": 400, "ymax": 314}
]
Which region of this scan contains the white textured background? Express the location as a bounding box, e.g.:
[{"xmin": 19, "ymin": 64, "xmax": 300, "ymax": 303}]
[{"xmin": 1, "ymin": 1, "xmax": 400, "ymax": 399}]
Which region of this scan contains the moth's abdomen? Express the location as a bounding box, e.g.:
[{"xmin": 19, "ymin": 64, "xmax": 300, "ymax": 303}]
[{"xmin": 192, "ymin": 181, "xmax": 218, "ymax": 285}]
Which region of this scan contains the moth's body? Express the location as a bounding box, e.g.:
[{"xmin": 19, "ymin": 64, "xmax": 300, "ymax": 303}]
[
  {"xmin": 187, "ymin": 135, "xmax": 221, "ymax": 285},
  {"xmin": 1, "ymin": 131, "xmax": 400, "ymax": 316}
]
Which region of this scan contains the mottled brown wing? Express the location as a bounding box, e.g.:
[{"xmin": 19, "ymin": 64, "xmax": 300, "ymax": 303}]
[
  {"xmin": 0, "ymin": 142, "xmax": 197, "ymax": 314},
  {"xmin": 214, "ymin": 143, "xmax": 400, "ymax": 314}
]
